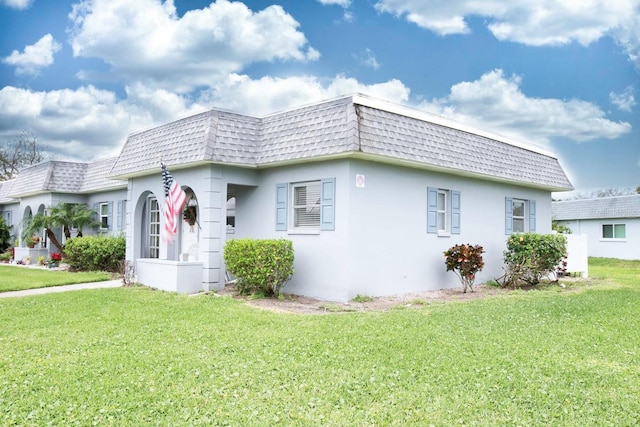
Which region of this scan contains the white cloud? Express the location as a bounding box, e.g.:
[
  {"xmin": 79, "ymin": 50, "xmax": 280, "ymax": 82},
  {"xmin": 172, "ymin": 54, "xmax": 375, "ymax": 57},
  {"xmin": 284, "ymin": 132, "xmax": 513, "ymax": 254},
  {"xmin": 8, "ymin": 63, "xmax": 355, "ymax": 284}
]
[
  {"xmin": 200, "ymin": 73, "xmax": 410, "ymax": 116},
  {"xmin": 609, "ymin": 86, "xmax": 636, "ymax": 112},
  {"xmin": 375, "ymin": 0, "xmax": 640, "ymax": 65},
  {"xmin": 0, "ymin": 74, "xmax": 410, "ymax": 159},
  {"xmin": 0, "ymin": 0, "xmax": 32, "ymax": 9},
  {"xmin": 360, "ymin": 48, "xmax": 381, "ymax": 70},
  {"xmin": 417, "ymin": 69, "xmax": 631, "ymax": 147},
  {"xmin": 317, "ymin": 0, "xmax": 351, "ymax": 6},
  {"xmin": 68, "ymin": 0, "xmax": 319, "ymax": 93},
  {"xmin": 2, "ymin": 34, "xmax": 61, "ymax": 76},
  {"xmin": 0, "ymin": 85, "xmax": 156, "ymax": 160}
]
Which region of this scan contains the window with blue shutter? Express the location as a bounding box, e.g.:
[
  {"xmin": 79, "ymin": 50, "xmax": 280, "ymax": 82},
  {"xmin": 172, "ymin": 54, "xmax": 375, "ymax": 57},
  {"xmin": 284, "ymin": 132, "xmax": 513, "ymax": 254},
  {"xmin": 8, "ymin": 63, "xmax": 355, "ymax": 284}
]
[
  {"xmin": 117, "ymin": 200, "xmax": 126, "ymax": 231},
  {"xmin": 428, "ymin": 187, "xmax": 460, "ymax": 235},
  {"xmin": 107, "ymin": 201, "xmax": 113, "ymax": 231},
  {"xmin": 506, "ymin": 197, "xmax": 536, "ymax": 234},
  {"xmin": 451, "ymin": 190, "xmax": 461, "ymax": 234},
  {"xmin": 275, "ymin": 183, "xmax": 288, "ymax": 231},
  {"xmin": 277, "ymin": 178, "xmax": 336, "ymax": 232},
  {"xmin": 320, "ymin": 178, "xmax": 335, "ymax": 231}
]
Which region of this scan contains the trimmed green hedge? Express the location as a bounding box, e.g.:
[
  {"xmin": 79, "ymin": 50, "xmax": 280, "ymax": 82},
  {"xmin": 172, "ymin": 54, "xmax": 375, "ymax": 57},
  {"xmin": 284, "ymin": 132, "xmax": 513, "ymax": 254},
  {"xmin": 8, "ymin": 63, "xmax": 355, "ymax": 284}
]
[
  {"xmin": 224, "ymin": 238, "xmax": 294, "ymax": 297},
  {"xmin": 64, "ymin": 235, "xmax": 125, "ymax": 272}
]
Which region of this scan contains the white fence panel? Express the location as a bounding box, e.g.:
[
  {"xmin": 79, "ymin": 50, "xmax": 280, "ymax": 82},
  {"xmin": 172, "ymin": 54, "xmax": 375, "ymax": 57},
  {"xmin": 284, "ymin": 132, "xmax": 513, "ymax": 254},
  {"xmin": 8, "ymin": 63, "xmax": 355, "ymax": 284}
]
[{"xmin": 564, "ymin": 234, "xmax": 588, "ymax": 278}]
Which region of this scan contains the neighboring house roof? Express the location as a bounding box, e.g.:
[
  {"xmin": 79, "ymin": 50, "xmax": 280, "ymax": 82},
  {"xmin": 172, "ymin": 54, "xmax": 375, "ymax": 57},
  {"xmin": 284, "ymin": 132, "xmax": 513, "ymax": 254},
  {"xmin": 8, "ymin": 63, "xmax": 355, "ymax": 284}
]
[
  {"xmin": 110, "ymin": 94, "xmax": 572, "ymax": 191},
  {"xmin": 552, "ymin": 195, "xmax": 640, "ymax": 220},
  {"xmin": 8, "ymin": 157, "xmax": 125, "ymax": 198},
  {"xmin": 0, "ymin": 179, "xmax": 17, "ymax": 204}
]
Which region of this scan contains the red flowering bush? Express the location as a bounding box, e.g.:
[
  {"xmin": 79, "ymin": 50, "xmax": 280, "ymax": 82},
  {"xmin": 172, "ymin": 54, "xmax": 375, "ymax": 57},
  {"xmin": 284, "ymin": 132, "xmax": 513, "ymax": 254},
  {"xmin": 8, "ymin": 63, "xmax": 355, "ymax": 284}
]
[
  {"xmin": 444, "ymin": 244, "xmax": 485, "ymax": 293},
  {"xmin": 51, "ymin": 252, "xmax": 62, "ymax": 261}
]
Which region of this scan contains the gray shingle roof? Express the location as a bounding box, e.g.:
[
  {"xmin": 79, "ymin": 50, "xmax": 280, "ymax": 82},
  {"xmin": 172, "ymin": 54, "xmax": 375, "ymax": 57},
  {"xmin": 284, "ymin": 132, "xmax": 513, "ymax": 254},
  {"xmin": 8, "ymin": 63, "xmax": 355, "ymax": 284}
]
[
  {"xmin": 8, "ymin": 158, "xmax": 125, "ymax": 198},
  {"xmin": 0, "ymin": 179, "xmax": 17, "ymax": 204},
  {"xmin": 110, "ymin": 94, "xmax": 572, "ymax": 191},
  {"xmin": 552, "ymin": 195, "xmax": 640, "ymax": 220}
]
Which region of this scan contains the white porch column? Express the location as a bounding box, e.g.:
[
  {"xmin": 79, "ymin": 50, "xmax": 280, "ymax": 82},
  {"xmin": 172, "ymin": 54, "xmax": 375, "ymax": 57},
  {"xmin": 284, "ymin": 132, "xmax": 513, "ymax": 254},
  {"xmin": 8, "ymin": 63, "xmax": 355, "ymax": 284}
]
[{"xmin": 201, "ymin": 169, "xmax": 226, "ymax": 291}]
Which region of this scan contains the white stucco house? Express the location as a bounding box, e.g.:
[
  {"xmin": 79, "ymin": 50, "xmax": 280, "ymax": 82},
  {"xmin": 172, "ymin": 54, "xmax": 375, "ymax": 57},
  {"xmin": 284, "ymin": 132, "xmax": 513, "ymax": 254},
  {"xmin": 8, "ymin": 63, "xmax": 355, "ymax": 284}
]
[
  {"xmin": 552, "ymin": 195, "xmax": 640, "ymax": 260},
  {"xmin": 1, "ymin": 94, "xmax": 573, "ymax": 300}
]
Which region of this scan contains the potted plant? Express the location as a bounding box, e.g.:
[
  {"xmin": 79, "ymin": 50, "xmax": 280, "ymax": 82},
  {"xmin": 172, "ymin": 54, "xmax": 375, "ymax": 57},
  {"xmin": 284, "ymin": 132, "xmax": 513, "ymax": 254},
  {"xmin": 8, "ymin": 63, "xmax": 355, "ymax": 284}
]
[{"xmin": 28, "ymin": 236, "xmax": 40, "ymax": 248}]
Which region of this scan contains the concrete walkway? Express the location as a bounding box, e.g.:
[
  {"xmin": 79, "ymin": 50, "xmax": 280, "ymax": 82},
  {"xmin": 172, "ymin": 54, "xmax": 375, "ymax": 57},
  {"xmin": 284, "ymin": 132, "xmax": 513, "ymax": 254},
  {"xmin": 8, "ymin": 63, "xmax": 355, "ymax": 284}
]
[{"xmin": 0, "ymin": 280, "xmax": 122, "ymax": 298}]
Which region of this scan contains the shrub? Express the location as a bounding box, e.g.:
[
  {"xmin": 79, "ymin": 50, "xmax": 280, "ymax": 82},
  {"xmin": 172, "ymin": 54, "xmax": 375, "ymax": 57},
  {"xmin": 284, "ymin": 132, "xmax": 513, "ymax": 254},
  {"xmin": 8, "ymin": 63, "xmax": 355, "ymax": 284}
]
[
  {"xmin": 0, "ymin": 217, "xmax": 11, "ymax": 252},
  {"xmin": 502, "ymin": 233, "xmax": 567, "ymax": 287},
  {"xmin": 224, "ymin": 238, "xmax": 294, "ymax": 297},
  {"xmin": 64, "ymin": 235, "xmax": 125, "ymax": 272},
  {"xmin": 444, "ymin": 244, "xmax": 485, "ymax": 293}
]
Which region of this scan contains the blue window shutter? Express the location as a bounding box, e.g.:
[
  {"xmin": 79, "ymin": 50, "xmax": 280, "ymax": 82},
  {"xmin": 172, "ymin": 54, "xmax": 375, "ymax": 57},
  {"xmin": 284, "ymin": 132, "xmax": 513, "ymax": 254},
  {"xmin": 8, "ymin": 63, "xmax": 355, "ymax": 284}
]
[
  {"xmin": 320, "ymin": 178, "xmax": 336, "ymax": 231},
  {"xmin": 107, "ymin": 201, "xmax": 113, "ymax": 231},
  {"xmin": 117, "ymin": 200, "xmax": 124, "ymax": 231},
  {"xmin": 275, "ymin": 183, "xmax": 288, "ymax": 231},
  {"xmin": 427, "ymin": 187, "xmax": 438, "ymax": 233},
  {"xmin": 93, "ymin": 203, "xmax": 99, "ymax": 223},
  {"xmin": 529, "ymin": 200, "xmax": 536, "ymax": 233},
  {"xmin": 451, "ymin": 190, "xmax": 461, "ymax": 234},
  {"xmin": 505, "ymin": 197, "xmax": 513, "ymax": 235}
]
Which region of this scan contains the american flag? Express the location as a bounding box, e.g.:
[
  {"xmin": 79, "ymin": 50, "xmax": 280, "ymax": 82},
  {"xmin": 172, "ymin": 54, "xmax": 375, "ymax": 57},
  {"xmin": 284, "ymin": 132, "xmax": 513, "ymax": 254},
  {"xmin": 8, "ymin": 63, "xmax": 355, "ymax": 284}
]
[{"xmin": 161, "ymin": 162, "xmax": 186, "ymax": 242}]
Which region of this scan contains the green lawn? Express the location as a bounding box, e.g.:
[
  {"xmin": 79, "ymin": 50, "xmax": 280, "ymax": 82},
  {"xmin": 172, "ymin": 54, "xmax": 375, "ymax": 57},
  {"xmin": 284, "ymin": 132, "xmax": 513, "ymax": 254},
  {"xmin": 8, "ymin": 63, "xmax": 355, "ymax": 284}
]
[
  {"xmin": 0, "ymin": 265, "xmax": 112, "ymax": 292},
  {"xmin": 0, "ymin": 259, "xmax": 638, "ymax": 426}
]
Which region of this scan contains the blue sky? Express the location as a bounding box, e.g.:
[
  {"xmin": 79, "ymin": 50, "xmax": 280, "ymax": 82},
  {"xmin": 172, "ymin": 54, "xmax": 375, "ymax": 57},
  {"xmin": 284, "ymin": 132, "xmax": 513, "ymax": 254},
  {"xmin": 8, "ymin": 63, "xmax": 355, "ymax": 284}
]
[{"xmin": 1, "ymin": 0, "xmax": 638, "ymax": 196}]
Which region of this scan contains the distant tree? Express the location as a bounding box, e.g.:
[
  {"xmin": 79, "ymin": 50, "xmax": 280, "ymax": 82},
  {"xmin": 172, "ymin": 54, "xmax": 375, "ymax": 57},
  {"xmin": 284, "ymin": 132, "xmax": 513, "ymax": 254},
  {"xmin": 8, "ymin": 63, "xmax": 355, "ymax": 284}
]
[
  {"xmin": 637, "ymin": 186, "xmax": 640, "ymax": 194},
  {"xmin": 0, "ymin": 131, "xmax": 46, "ymax": 181}
]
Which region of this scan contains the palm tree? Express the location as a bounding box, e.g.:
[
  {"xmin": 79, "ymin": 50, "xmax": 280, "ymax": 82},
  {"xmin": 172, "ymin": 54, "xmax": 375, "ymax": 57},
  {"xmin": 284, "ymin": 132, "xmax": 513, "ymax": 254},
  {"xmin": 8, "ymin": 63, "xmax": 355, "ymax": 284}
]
[{"xmin": 23, "ymin": 203, "xmax": 99, "ymax": 254}]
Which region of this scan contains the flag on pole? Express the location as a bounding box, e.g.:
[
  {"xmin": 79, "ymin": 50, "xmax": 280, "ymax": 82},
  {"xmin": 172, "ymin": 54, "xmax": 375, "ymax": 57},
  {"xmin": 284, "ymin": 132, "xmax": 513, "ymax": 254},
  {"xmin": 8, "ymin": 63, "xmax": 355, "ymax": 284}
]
[{"xmin": 161, "ymin": 162, "xmax": 186, "ymax": 242}]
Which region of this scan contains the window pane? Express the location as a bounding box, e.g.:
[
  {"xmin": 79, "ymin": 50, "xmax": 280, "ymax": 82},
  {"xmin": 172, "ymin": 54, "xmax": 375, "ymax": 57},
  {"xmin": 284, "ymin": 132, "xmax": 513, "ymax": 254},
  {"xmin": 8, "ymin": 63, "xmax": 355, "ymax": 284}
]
[
  {"xmin": 101, "ymin": 204, "xmax": 108, "ymax": 215},
  {"xmin": 602, "ymin": 224, "xmax": 613, "ymax": 238},
  {"xmin": 292, "ymin": 181, "xmax": 321, "ymax": 228},
  {"xmin": 513, "ymin": 218, "xmax": 525, "ymax": 233},
  {"xmin": 614, "ymin": 224, "xmax": 626, "ymax": 239},
  {"xmin": 437, "ymin": 212, "xmax": 446, "ymax": 231},
  {"xmin": 437, "ymin": 192, "xmax": 445, "ymax": 210},
  {"xmin": 513, "ymin": 201, "xmax": 525, "ymax": 217}
]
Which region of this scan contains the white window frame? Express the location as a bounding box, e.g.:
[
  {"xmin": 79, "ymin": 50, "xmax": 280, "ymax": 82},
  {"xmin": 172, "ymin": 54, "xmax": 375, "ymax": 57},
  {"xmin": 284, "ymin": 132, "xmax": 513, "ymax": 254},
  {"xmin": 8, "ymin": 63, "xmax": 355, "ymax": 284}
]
[
  {"xmin": 437, "ymin": 189, "xmax": 449, "ymax": 235},
  {"xmin": 602, "ymin": 223, "xmax": 626, "ymax": 240},
  {"xmin": 148, "ymin": 197, "xmax": 160, "ymax": 259},
  {"xmin": 99, "ymin": 202, "xmax": 109, "ymax": 229},
  {"xmin": 290, "ymin": 180, "xmax": 321, "ymax": 233},
  {"xmin": 512, "ymin": 199, "xmax": 527, "ymax": 233}
]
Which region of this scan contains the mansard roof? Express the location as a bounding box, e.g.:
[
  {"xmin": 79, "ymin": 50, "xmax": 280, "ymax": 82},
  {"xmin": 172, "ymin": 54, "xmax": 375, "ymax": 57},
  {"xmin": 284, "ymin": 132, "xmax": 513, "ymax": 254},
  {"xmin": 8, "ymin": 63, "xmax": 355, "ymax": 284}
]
[
  {"xmin": 8, "ymin": 157, "xmax": 125, "ymax": 198},
  {"xmin": 110, "ymin": 94, "xmax": 572, "ymax": 191},
  {"xmin": 553, "ymin": 195, "xmax": 640, "ymax": 220}
]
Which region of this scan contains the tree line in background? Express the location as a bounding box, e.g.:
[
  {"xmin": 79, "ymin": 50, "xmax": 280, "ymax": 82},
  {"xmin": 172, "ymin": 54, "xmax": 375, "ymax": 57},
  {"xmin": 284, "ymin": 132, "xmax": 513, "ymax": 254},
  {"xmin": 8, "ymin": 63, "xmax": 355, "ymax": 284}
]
[{"xmin": 0, "ymin": 131, "xmax": 47, "ymax": 181}]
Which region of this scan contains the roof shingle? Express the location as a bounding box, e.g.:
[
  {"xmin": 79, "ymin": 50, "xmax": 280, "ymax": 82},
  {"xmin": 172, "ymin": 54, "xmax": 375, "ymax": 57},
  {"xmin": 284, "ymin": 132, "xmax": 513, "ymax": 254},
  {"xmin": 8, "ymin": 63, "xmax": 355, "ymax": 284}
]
[
  {"xmin": 552, "ymin": 195, "xmax": 640, "ymax": 220},
  {"xmin": 109, "ymin": 94, "xmax": 572, "ymax": 191}
]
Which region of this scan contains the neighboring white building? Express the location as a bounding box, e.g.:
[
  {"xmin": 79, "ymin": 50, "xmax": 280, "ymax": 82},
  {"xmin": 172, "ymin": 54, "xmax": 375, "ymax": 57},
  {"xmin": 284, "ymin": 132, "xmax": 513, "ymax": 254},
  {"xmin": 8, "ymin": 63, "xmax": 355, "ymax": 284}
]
[
  {"xmin": 1, "ymin": 94, "xmax": 573, "ymax": 300},
  {"xmin": 553, "ymin": 195, "xmax": 640, "ymax": 261}
]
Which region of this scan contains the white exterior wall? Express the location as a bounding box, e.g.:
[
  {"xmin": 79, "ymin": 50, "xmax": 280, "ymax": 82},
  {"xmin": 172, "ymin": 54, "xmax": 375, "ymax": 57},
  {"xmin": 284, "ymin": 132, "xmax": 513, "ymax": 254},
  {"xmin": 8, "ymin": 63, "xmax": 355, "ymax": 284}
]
[
  {"xmin": 557, "ymin": 218, "xmax": 640, "ymax": 260},
  {"xmin": 233, "ymin": 158, "xmax": 553, "ymax": 302}
]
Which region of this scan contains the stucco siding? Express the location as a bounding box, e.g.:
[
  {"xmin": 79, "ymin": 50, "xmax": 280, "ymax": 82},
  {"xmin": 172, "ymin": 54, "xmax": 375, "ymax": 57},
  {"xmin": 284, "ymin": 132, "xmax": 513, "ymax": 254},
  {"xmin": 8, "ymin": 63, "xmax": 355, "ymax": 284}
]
[
  {"xmin": 226, "ymin": 158, "xmax": 554, "ymax": 302},
  {"xmin": 344, "ymin": 160, "xmax": 552, "ymax": 299}
]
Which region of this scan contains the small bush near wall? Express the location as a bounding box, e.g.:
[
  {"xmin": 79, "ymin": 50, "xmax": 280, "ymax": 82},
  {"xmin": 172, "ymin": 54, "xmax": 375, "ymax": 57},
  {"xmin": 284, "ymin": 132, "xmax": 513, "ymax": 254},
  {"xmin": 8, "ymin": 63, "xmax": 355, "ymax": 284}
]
[
  {"xmin": 444, "ymin": 244, "xmax": 485, "ymax": 293},
  {"xmin": 64, "ymin": 235, "xmax": 126, "ymax": 272},
  {"xmin": 502, "ymin": 233, "xmax": 567, "ymax": 287},
  {"xmin": 224, "ymin": 238, "xmax": 294, "ymax": 297}
]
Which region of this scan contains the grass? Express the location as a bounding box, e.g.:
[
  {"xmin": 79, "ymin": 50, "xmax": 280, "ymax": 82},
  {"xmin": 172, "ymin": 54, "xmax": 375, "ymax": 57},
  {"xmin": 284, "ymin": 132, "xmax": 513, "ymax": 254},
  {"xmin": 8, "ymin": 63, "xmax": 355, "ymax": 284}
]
[
  {"xmin": 0, "ymin": 258, "xmax": 639, "ymax": 426},
  {"xmin": 0, "ymin": 265, "xmax": 111, "ymax": 292}
]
